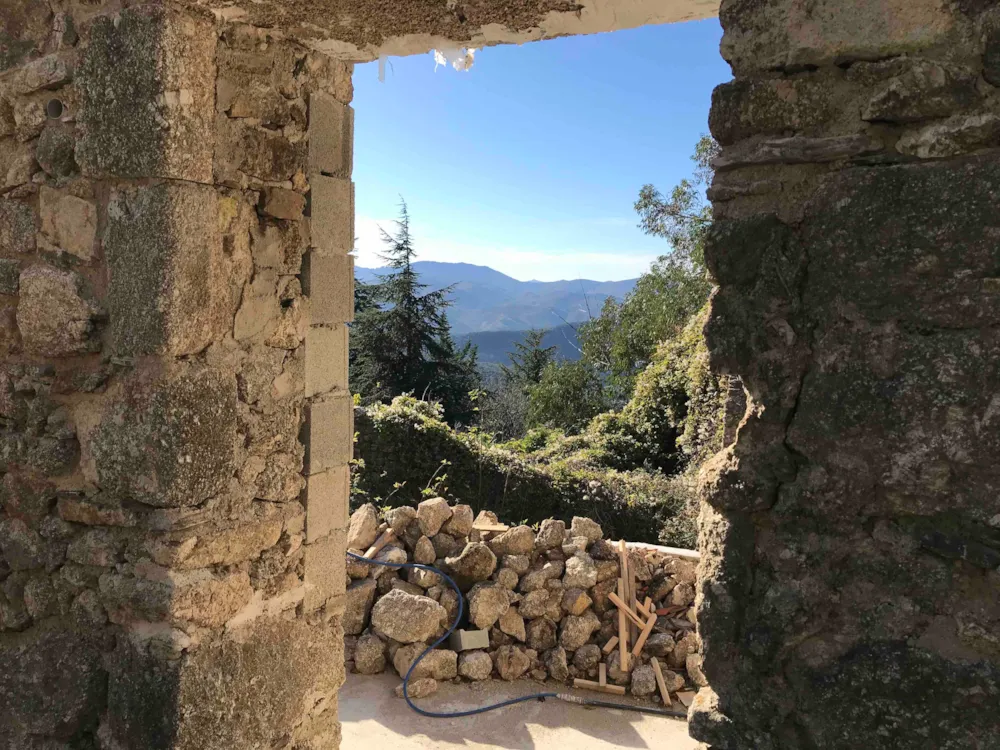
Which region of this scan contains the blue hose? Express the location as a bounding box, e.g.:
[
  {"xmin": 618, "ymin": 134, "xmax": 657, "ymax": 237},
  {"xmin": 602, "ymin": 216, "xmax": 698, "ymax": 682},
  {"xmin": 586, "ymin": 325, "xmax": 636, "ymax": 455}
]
[{"xmin": 347, "ymin": 551, "xmax": 558, "ymax": 717}]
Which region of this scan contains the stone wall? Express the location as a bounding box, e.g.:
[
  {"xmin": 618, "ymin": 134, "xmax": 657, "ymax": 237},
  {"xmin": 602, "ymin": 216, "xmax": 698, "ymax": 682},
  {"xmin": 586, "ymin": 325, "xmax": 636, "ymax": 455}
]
[
  {"xmin": 0, "ymin": 4, "xmax": 354, "ymax": 748},
  {"xmin": 694, "ymin": 1, "xmax": 1000, "ymax": 747}
]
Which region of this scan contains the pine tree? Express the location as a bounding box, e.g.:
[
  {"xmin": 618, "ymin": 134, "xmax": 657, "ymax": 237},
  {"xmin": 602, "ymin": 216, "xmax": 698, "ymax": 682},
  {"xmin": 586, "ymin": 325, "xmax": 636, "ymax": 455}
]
[
  {"xmin": 500, "ymin": 329, "xmax": 556, "ymax": 391},
  {"xmin": 350, "ymin": 200, "xmax": 480, "ymax": 425}
]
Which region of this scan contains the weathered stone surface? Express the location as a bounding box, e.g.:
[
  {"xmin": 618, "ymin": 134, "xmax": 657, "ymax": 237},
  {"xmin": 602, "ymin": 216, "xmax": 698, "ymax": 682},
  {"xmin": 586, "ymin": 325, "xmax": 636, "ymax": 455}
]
[
  {"xmin": 525, "ymin": 617, "xmax": 557, "ymax": 652},
  {"xmin": 896, "ymin": 113, "xmax": 1000, "ymax": 160},
  {"xmin": 413, "ymin": 535, "xmax": 436, "ymax": 565},
  {"xmin": 0, "ymin": 517, "xmax": 47, "ymax": 570},
  {"xmin": 534, "ymin": 518, "xmax": 565, "ymax": 549},
  {"xmin": 444, "ymin": 542, "xmax": 497, "ymax": 591},
  {"xmin": 92, "ymin": 367, "xmax": 237, "ymax": 508},
  {"xmin": 39, "ymin": 187, "xmax": 96, "ymax": 261},
  {"xmin": 0, "ymin": 626, "xmax": 104, "ymax": 740},
  {"xmin": 494, "ymin": 645, "xmax": 531, "ymax": 681},
  {"xmin": 392, "ymin": 644, "xmax": 457, "ymax": 680},
  {"xmin": 430, "ymin": 531, "xmax": 461, "ymax": 559},
  {"xmin": 468, "ymin": 582, "xmax": 510, "ymax": 630},
  {"xmin": 0, "ymin": 199, "xmax": 34, "ymax": 255},
  {"xmin": 35, "ymin": 124, "xmax": 77, "ymax": 178},
  {"xmin": 645, "ymin": 632, "xmax": 676, "ymax": 658},
  {"xmin": 442, "ymin": 503, "xmax": 473, "ymax": 536},
  {"xmin": 458, "ymin": 650, "xmax": 493, "ymax": 680},
  {"xmin": 572, "ymin": 644, "xmax": 602, "ymax": 672},
  {"xmin": 354, "ymin": 632, "xmax": 387, "ymax": 674},
  {"xmin": 487, "ymin": 525, "xmax": 535, "ymax": 556},
  {"xmin": 714, "ymin": 134, "xmax": 883, "ymax": 171},
  {"xmin": 347, "ymin": 504, "xmax": 379, "ymax": 550},
  {"xmin": 495, "ymin": 567, "xmax": 519, "ymax": 590},
  {"xmin": 498, "ymin": 606, "xmax": 526, "ymax": 642},
  {"xmin": 563, "ymin": 552, "xmax": 597, "ymax": 589},
  {"xmin": 561, "ymin": 588, "xmax": 593, "ymax": 616},
  {"xmin": 605, "ymin": 650, "xmax": 632, "ymax": 686},
  {"xmin": 417, "ymin": 496, "xmax": 452, "ymax": 537},
  {"xmin": 77, "ymin": 6, "xmax": 216, "ymax": 181},
  {"xmin": 0, "ymin": 260, "xmax": 19, "ymax": 295},
  {"xmin": 570, "ymin": 516, "xmax": 602, "ymax": 542},
  {"xmin": 518, "ymin": 589, "xmax": 550, "ymax": 619},
  {"xmin": 503, "ymin": 554, "xmax": 530, "ymax": 575},
  {"xmin": 545, "ymin": 646, "xmax": 569, "ymax": 682},
  {"xmin": 16, "ymin": 266, "xmax": 101, "ymax": 356},
  {"xmin": 343, "ymin": 578, "xmax": 377, "ymax": 636},
  {"xmin": 260, "ymin": 188, "xmax": 305, "ymax": 220},
  {"xmin": 105, "ymin": 182, "xmax": 247, "ymax": 357},
  {"xmin": 519, "ymin": 560, "xmax": 563, "ymax": 592},
  {"xmin": 106, "ymin": 616, "xmax": 342, "ymax": 750},
  {"xmin": 559, "ymin": 611, "xmax": 600, "ymax": 651},
  {"xmin": 385, "ymin": 505, "xmax": 417, "ymax": 533},
  {"xmin": 631, "ymin": 664, "xmax": 657, "ymax": 696},
  {"xmin": 670, "ymin": 582, "xmax": 696, "ymax": 607},
  {"xmin": 710, "ymin": 77, "xmax": 836, "ymax": 146},
  {"xmin": 862, "ymin": 61, "xmax": 978, "ymax": 124},
  {"xmin": 686, "ymin": 653, "xmax": 709, "ymax": 687},
  {"xmin": 396, "ymin": 677, "xmax": 437, "ymax": 699},
  {"xmin": 371, "ymin": 589, "xmax": 446, "ymax": 644}
]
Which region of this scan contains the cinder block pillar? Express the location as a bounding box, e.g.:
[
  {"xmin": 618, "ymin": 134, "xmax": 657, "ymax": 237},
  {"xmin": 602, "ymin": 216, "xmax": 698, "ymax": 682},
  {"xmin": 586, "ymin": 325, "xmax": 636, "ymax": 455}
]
[
  {"xmin": 694, "ymin": 1, "xmax": 1000, "ymax": 748},
  {"xmin": 0, "ymin": 6, "xmax": 352, "ymax": 749}
]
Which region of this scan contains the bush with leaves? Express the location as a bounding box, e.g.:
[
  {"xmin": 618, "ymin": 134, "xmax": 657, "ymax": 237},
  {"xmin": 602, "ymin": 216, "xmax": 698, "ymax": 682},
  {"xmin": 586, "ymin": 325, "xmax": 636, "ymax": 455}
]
[{"xmin": 526, "ymin": 359, "xmax": 608, "ymax": 435}]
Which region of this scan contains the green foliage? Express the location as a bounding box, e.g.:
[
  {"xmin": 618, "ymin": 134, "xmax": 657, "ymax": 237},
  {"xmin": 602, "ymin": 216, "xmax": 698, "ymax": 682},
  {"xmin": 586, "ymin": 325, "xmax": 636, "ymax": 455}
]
[
  {"xmin": 350, "ymin": 200, "xmax": 480, "ymax": 425},
  {"xmin": 501, "ymin": 328, "xmax": 556, "ymax": 390},
  {"xmin": 527, "ymin": 359, "xmax": 608, "ymax": 435},
  {"xmin": 578, "ymin": 135, "xmax": 717, "ymax": 400},
  {"xmin": 352, "ymin": 395, "xmax": 697, "ymax": 546}
]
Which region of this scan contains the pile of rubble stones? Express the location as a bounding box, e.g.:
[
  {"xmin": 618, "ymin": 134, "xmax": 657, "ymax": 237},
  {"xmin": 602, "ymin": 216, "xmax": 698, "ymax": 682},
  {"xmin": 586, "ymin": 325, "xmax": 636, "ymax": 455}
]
[{"xmin": 342, "ymin": 497, "xmax": 706, "ymax": 703}]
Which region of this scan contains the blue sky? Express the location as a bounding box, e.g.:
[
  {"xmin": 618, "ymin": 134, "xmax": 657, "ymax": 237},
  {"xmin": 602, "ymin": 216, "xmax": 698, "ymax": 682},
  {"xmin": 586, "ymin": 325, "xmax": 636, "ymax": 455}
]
[{"xmin": 352, "ymin": 19, "xmax": 730, "ymax": 282}]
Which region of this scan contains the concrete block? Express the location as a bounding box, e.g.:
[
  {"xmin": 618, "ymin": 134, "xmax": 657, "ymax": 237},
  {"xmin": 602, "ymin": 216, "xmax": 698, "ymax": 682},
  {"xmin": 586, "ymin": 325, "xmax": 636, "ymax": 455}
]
[
  {"xmin": 305, "ymin": 324, "xmax": 348, "ymax": 397},
  {"xmin": 449, "ymin": 629, "xmax": 491, "ymax": 652},
  {"xmin": 303, "ymin": 252, "xmax": 354, "ymax": 325},
  {"xmin": 39, "ymin": 187, "xmax": 97, "ymax": 261},
  {"xmin": 310, "ymin": 175, "xmax": 354, "ymax": 253},
  {"xmin": 305, "ymin": 467, "xmax": 350, "ymax": 544},
  {"xmin": 309, "ymin": 92, "xmax": 353, "ymax": 178},
  {"xmin": 303, "ymin": 393, "xmax": 353, "ymax": 474},
  {"xmin": 303, "ymin": 529, "xmax": 347, "ymax": 612}
]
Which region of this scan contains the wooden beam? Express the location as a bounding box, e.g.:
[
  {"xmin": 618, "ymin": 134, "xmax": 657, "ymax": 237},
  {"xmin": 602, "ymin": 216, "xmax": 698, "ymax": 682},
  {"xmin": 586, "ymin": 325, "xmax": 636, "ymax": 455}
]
[
  {"xmin": 574, "ymin": 678, "xmax": 626, "ymax": 696},
  {"xmin": 632, "ymin": 614, "xmax": 658, "ymax": 657},
  {"xmin": 602, "ymin": 636, "xmax": 619, "ymax": 655},
  {"xmin": 650, "ymin": 657, "xmax": 672, "ymax": 707},
  {"xmin": 608, "ymin": 591, "xmax": 646, "ymax": 629},
  {"xmin": 472, "ymin": 522, "xmax": 509, "ymax": 533},
  {"xmin": 363, "ymin": 529, "xmax": 397, "ymax": 559},
  {"xmin": 599, "ymin": 662, "xmax": 607, "ymax": 686},
  {"xmin": 617, "ymin": 578, "xmax": 629, "ymax": 672}
]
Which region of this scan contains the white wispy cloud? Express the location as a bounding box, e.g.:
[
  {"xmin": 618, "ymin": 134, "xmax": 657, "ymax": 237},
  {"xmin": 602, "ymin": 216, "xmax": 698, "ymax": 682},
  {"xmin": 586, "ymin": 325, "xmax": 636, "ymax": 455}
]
[{"xmin": 353, "ymin": 215, "xmax": 657, "ymax": 282}]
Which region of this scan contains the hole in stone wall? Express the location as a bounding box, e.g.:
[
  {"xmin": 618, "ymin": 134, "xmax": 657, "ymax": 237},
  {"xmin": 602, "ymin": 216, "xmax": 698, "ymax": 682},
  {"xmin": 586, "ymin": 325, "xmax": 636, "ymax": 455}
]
[{"xmin": 46, "ymin": 99, "xmax": 64, "ymax": 119}]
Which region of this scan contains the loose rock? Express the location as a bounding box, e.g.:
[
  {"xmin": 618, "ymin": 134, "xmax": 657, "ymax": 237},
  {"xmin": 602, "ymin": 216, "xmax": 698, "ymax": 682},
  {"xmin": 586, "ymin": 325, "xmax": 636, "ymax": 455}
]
[
  {"xmin": 468, "ymin": 582, "xmax": 510, "ymax": 629},
  {"xmin": 371, "ymin": 589, "xmax": 447, "ymax": 644},
  {"xmin": 563, "ymin": 552, "xmax": 597, "ymax": 589},
  {"xmin": 488, "ymin": 525, "xmax": 535, "ymax": 557},
  {"xmin": 445, "ymin": 542, "xmax": 497, "ymax": 591},
  {"xmin": 570, "ymin": 517, "xmax": 602, "ymax": 542},
  {"xmin": 535, "ymin": 519, "xmax": 566, "ymax": 550},
  {"xmin": 494, "ymin": 645, "xmax": 531, "ymax": 681},
  {"xmin": 458, "ymin": 650, "xmax": 493, "ymax": 681},
  {"xmin": 417, "ymin": 497, "xmax": 452, "ymax": 537},
  {"xmin": 396, "ymin": 678, "xmax": 437, "ymax": 699},
  {"xmin": 347, "ymin": 504, "xmax": 379, "ymax": 551},
  {"xmin": 631, "ymin": 664, "xmax": 657, "ymax": 696},
  {"xmin": 559, "ymin": 610, "xmax": 601, "ymax": 651},
  {"xmin": 343, "ymin": 578, "xmax": 377, "ymax": 636},
  {"xmin": 354, "ymin": 632, "xmax": 387, "ymax": 675}
]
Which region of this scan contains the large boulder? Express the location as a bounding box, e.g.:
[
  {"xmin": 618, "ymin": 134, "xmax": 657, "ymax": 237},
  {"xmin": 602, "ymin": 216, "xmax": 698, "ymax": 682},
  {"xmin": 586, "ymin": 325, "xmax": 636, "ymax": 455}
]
[
  {"xmin": 468, "ymin": 582, "xmax": 510, "ymax": 630},
  {"xmin": 570, "ymin": 517, "xmax": 602, "ymax": 542},
  {"xmin": 563, "ymin": 552, "xmax": 598, "ymax": 589},
  {"xmin": 458, "ymin": 650, "xmax": 493, "ymax": 681},
  {"xmin": 526, "ymin": 618, "xmax": 557, "ymax": 652},
  {"xmin": 347, "ymin": 504, "xmax": 379, "ymax": 550},
  {"xmin": 343, "ymin": 578, "xmax": 377, "ymax": 635},
  {"xmin": 393, "ymin": 644, "xmax": 458, "ymax": 680},
  {"xmin": 487, "ymin": 525, "xmax": 535, "ymax": 557},
  {"xmin": 559, "ymin": 610, "xmax": 601, "ymax": 650},
  {"xmin": 354, "ymin": 632, "xmax": 387, "ymax": 675},
  {"xmin": 444, "ymin": 542, "xmax": 497, "ymax": 591},
  {"xmin": 519, "ymin": 561, "xmax": 564, "ymax": 593},
  {"xmin": 385, "ymin": 505, "xmax": 417, "ymax": 533},
  {"xmin": 535, "ymin": 519, "xmax": 566, "ymax": 550},
  {"xmin": 631, "ymin": 664, "xmax": 657, "ymax": 696},
  {"xmin": 494, "ymin": 645, "xmax": 531, "ymax": 681},
  {"xmin": 417, "ymin": 497, "xmax": 452, "ymax": 537},
  {"xmin": 371, "ymin": 589, "xmax": 447, "ymax": 644},
  {"xmin": 442, "ymin": 504, "xmax": 474, "ymax": 536}
]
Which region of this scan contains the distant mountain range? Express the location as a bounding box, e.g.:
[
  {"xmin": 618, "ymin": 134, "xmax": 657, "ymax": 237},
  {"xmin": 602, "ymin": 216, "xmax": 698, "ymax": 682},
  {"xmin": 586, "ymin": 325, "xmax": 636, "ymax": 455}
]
[
  {"xmin": 355, "ymin": 261, "xmax": 637, "ymax": 336},
  {"xmin": 457, "ymin": 323, "xmax": 583, "ymax": 366}
]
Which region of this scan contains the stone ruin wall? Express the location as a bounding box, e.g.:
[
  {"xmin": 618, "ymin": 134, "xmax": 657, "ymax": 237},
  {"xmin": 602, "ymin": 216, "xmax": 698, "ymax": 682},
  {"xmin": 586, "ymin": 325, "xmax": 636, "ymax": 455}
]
[
  {"xmin": 0, "ymin": 4, "xmax": 355, "ymax": 748},
  {"xmin": 694, "ymin": 0, "xmax": 1000, "ymax": 748},
  {"xmin": 342, "ymin": 501, "xmax": 705, "ymax": 703}
]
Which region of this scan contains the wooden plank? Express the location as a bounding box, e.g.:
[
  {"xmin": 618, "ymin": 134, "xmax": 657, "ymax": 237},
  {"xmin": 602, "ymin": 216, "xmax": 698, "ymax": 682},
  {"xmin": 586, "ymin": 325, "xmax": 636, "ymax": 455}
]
[
  {"xmin": 608, "ymin": 591, "xmax": 646, "ymax": 629},
  {"xmin": 637, "ymin": 598, "xmax": 653, "ymax": 618},
  {"xmin": 363, "ymin": 529, "xmax": 397, "ymax": 559},
  {"xmin": 629, "ymin": 559, "xmax": 639, "ymax": 643},
  {"xmin": 617, "ymin": 578, "xmax": 629, "ymax": 672},
  {"xmin": 602, "ymin": 636, "xmax": 619, "ymax": 655},
  {"xmin": 599, "ymin": 662, "xmax": 607, "ymax": 686},
  {"xmin": 472, "ymin": 522, "xmax": 509, "ymax": 533},
  {"xmin": 650, "ymin": 658, "xmax": 672, "ymax": 707},
  {"xmin": 618, "ymin": 540, "xmax": 637, "ymax": 642},
  {"xmin": 632, "ymin": 614, "xmax": 658, "ymax": 657},
  {"xmin": 574, "ymin": 678, "xmax": 626, "ymax": 696}
]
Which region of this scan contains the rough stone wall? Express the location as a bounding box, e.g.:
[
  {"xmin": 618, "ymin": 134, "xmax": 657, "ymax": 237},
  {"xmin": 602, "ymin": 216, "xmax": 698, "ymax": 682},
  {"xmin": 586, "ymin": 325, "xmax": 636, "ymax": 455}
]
[
  {"xmin": 694, "ymin": 1, "xmax": 1000, "ymax": 748},
  {"xmin": 1, "ymin": 3, "xmax": 354, "ymax": 748}
]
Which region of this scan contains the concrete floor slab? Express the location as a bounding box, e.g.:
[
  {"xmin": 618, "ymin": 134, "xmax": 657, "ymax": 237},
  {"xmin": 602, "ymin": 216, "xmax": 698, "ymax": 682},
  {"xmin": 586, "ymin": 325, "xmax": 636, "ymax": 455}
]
[{"xmin": 339, "ymin": 672, "xmax": 700, "ymax": 750}]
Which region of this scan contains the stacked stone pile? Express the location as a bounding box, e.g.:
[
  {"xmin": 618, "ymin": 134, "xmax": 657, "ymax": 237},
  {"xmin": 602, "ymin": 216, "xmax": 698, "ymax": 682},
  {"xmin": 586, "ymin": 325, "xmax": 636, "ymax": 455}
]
[{"xmin": 342, "ymin": 498, "xmax": 705, "ymax": 704}]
